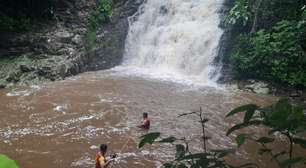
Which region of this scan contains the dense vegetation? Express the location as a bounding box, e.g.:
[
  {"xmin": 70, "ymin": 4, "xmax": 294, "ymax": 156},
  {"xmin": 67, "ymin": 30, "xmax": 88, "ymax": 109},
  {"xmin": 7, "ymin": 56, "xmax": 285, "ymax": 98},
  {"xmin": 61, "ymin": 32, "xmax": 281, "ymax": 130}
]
[
  {"xmin": 227, "ymin": 0, "xmax": 306, "ymax": 87},
  {"xmin": 83, "ymin": 0, "xmax": 113, "ymax": 52},
  {"xmin": 0, "ymin": 0, "xmax": 56, "ymax": 32},
  {"xmin": 139, "ymin": 100, "xmax": 306, "ymax": 168}
]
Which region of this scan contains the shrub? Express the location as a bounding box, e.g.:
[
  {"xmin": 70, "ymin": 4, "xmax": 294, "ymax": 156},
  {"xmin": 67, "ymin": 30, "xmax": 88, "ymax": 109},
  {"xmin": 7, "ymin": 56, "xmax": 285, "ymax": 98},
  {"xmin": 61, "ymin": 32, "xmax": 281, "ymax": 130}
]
[
  {"xmin": 0, "ymin": 16, "xmax": 31, "ymax": 32},
  {"xmin": 83, "ymin": 0, "xmax": 113, "ymax": 53},
  {"xmin": 88, "ymin": 0, "xmax": 113, "ymax": 30},
  {"xmin": 230, "ymin": 20, "xmax": 306, "ymax": 86},
  {"xmin": 226, "ymin": 99, "xmax": 306, "ymax": 168}
]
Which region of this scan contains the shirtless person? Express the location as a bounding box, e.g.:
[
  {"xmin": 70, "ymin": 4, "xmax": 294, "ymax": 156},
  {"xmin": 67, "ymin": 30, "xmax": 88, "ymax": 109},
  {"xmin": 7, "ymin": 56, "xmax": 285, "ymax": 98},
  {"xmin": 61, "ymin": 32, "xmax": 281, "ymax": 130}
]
[{"xmin": 137, "ymin": 112, "xmax": 150, "ymax": 129}]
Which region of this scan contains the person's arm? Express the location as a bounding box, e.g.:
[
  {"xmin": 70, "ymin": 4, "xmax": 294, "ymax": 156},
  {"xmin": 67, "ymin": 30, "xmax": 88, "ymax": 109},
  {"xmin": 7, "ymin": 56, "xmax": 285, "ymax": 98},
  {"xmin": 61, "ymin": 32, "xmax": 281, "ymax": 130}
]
[
  {"xmin": 99, "ymin": 157, "xmax": 113, "ymax": 168},
  {"xmin": 137, "ymin": 120, "xmax": 145, "ymax": 128}
]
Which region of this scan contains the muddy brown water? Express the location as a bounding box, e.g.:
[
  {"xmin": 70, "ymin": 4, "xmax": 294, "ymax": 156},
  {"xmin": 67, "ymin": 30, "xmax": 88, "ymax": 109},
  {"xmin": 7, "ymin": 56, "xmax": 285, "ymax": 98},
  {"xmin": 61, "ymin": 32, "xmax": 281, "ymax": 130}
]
[{"xmin": 0, "ymin": 70, "xmax": 305, "ymax": 168}]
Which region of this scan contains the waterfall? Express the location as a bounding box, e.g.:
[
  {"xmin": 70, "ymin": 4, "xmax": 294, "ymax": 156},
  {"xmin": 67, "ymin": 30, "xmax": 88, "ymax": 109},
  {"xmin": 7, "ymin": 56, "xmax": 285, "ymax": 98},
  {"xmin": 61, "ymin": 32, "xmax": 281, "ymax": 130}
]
[{"xmin": 120, "ymin": 0, "xmax": 224, "ymax": 85}]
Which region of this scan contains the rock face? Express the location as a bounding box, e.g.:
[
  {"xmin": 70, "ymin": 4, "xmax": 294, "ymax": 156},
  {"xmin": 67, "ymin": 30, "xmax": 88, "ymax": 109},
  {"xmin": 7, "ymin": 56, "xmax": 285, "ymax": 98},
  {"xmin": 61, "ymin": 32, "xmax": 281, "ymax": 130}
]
[
  {"xmin": 89, "ymin": 0, "xmax": 143, "ymax": 70},
  {"xmin": 0, "ymin": 0, "xmax": 143, "ymax": 88},
  {"xmin": 240, "ymin": 80, "xmax": 271, "ymax": 94}
]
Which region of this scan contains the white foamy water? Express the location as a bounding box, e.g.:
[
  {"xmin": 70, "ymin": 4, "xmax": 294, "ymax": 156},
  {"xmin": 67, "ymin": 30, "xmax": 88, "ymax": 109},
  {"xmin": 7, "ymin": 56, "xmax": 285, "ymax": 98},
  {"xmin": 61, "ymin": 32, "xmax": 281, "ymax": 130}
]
[{"xmin": 121, "ymin": 0, "xmax": 224, "ymax": 85}]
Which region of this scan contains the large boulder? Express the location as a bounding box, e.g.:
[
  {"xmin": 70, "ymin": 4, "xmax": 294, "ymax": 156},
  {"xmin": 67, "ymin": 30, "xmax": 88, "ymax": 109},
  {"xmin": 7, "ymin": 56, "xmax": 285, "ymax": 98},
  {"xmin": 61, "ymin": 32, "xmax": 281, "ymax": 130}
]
[{"xmin": 244, "ymin": 80, "xmax": 270, "ymax": 94}]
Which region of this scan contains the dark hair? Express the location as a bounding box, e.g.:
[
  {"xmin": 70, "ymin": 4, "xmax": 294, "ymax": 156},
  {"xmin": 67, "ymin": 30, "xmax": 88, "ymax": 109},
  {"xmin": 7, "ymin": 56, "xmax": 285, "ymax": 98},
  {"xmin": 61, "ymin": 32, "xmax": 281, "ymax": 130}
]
[
  {"xmin": 143, "ymin": 112, "xmax": 148, "ymax": 118},
  {"xmin": 100, "ymin": 144, "xmax": 107, "ymax": 153}
]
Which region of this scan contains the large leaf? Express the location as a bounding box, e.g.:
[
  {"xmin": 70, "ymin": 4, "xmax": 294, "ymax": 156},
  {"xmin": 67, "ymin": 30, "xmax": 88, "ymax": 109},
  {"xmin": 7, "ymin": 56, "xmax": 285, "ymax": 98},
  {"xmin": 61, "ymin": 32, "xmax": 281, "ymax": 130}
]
[
  {"xmin": 226, "ymin": 104, "xmax": 258, "ymax": 118},
  {"xmin": 175, "ymin": 144, "xmax": 186, "ymax": 159},
  {"xmin": 178, "ymin": 153, "xmax": 208, "ymax": 161},
  {"xmin": 0, "ymin": 154, "xmax": 19, "ymax": 168},
  {"xmin": 177, "ymin": 163, "xmax": 188, "ymax": 168},
  {"xmin": 236, "ymin": 134, "xmax": 247, "ymax": 148},
  {"xmin": 158, "ymin": 136, "xmax": 177, "ymax": 143},
  {"xmin": 211, "ymin": 149, "xmax": 236, "ymax": 158},
  {"xmin": 256, "ymin": 137, "xmax": 275, "ymax": 144},
  {"xmin": 226, "ymin": 120, "xmax": 262, "ymax": 136},
  {"xmin": 268, "ymin": 100, "xmax": 292, "ymax": 127},
  {"xmin": 138, "ymin": 132, "xmax": 161, "ymax": 148},
  {"xmin": 163, "ymin": 162, "xmax": 175, "ymax": 168}
]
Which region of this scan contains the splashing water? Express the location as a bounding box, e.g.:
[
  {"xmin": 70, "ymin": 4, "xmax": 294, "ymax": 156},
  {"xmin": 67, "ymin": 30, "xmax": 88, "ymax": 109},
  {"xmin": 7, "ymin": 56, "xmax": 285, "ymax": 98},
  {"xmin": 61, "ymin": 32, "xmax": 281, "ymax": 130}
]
[{"xmin": 120, "ymin": 0, "xmax": 224, "ymax": 85}]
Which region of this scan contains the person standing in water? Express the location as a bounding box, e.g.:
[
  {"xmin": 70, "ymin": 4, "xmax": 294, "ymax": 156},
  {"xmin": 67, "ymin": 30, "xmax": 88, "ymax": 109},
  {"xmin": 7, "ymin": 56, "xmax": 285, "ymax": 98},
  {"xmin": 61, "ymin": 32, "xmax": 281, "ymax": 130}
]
[
  {"xmin": 95, "ymin": 144, "xmax": 116, "ymax": 168},
  {"xmin": 138, "ymin": 112, "xmax": 150, "ymax": 129}
]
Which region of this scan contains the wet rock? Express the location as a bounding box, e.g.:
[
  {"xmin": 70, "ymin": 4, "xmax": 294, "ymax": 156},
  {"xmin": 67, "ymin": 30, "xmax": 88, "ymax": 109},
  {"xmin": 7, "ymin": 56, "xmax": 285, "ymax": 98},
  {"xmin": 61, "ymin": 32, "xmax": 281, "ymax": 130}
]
[
  {"xmin": 0, "ymin": 79, "xmax": 6, "ymax": 89},
  {"xmin": 244, "ymin": 80, "xmax": 270, "ymax": 94},
  {"xmin": 0, "ymin": 0, "xmax": 143, "ymax": 86},
  {"xmin": 55, "ymin": 29, "xmax": 74, "ymax": 42},
  {"xmin": 72, "ymin": 35, "xmax": 82, "ymax": 44},
  {"xmin": 290, "ymin": 90, "xmax": 303, "ymax": 98},
  {"xmin": 160, "ymin": 6, "xmax": 168, "ymax": 14},
  {"xmin": 19, "ymin": 64, "xmax": 35, "ymax": 72}
]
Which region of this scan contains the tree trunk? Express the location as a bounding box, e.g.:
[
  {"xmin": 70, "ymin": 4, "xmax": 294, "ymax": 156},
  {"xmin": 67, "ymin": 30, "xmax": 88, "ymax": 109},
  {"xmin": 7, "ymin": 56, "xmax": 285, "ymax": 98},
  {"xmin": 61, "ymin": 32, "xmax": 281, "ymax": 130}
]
[{"xmin": 251, "ymin": 0, "xmax": 263, "ymax": 33}]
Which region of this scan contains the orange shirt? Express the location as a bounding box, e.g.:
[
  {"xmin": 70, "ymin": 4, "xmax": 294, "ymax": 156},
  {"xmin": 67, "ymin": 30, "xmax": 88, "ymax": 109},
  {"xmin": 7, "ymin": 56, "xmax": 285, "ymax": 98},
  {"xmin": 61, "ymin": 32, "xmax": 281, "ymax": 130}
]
[{"xmin": 95, "ymin": 152, "xmax": 106, "ymax": 168}]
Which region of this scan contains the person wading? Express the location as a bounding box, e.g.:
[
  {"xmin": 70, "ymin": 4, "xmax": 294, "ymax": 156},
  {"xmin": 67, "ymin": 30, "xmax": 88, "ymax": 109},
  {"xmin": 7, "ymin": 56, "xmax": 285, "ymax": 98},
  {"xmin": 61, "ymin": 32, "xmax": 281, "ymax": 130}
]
[
  {"xmin": 95, "ymin": 144, "xmax": 116, "ymax": 168},
  {"xmin": 137, "ymin": 112, "xmax": 150, "ymax": 129}
]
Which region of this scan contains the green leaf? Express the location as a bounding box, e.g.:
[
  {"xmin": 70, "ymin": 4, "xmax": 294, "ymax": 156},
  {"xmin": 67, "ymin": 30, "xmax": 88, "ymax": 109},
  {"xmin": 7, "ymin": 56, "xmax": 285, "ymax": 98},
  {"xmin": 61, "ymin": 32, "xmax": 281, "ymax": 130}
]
[
  {"xmin": 226, "ymin": 104, "xmax": 258, "ymax": 118},
  {"xmin": 178, "ymin": 153, "xmax": 208, "ymax": 161},
  {"xmin": 244, "ymin": 105, "xmax": 258, "ymax": 123},
  {"xmin": 236, "ymin": 134, "xmax": 247, "ymax": 148},
  {"xmin": 177, "ymin": 163, "xmax": 188, "ymax": 168},
  {"xmin": 0, "ymin": 154, "xmax": 19, "ymax": 168},
  {"xmin": 293, "ymin": 138, "xmax": 306, "ymax": 149},
  {"xmin": 175, "ymin": 144, "xmax": 186, "ymax": 159},
  {"xmin": 226, "ymin": 120, "xmax": 262, "ymax": 136},
  {"xmin": 163, "ymin": 162, "xmax": 175, "ymax": 168},
  {"xmin": 256, "ymin": 137, "xmax": 275, "ymax": 144},
  {"xmin": 138, "ymin": 132, "xmax": 161, "ymax": 148},
  {"xmin": 211, "ymin": 148, "xmax": 236, "ymax": 158},
  {"xmin": 158, "ymin": 136, "xmax": 177, "ymax": 143}
]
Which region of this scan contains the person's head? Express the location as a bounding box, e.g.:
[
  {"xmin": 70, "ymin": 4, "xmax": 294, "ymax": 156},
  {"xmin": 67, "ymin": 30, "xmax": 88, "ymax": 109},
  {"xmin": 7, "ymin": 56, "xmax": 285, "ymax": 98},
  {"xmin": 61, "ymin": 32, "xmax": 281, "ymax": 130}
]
[
  {"xmin": 100, "ymin": 144, "xmax": 108, "ymax": 155},
  {"xmin": 143, "ymin": 112, "xmax": 148, "ymax": 119}
]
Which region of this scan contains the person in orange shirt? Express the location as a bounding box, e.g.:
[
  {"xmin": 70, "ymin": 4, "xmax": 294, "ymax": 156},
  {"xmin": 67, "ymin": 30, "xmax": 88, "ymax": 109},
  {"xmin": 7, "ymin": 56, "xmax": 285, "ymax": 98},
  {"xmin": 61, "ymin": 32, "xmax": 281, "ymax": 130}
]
[
  {"xmin": 137, "ymin": 112, "xmax": 150, "ymax": 129},
  {"xmin": 95, "ymin": 144, "xmax": 116, "ymax": 168}
]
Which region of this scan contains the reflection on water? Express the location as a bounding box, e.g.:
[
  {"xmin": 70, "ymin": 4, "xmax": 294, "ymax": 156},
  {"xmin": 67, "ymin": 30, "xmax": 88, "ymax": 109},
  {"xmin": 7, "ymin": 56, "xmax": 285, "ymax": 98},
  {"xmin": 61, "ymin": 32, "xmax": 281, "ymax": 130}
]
[{"xmin": 0, "ymin": 70, "xmax": 298, "ymax": 168}]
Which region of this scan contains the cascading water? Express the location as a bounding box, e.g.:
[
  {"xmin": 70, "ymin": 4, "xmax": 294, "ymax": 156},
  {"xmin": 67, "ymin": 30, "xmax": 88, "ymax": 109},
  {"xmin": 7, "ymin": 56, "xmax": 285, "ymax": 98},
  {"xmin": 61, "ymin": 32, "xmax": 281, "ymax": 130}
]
[{"xmin": 119, "ymin": 0, "xmax": 224, "ymax": 85}]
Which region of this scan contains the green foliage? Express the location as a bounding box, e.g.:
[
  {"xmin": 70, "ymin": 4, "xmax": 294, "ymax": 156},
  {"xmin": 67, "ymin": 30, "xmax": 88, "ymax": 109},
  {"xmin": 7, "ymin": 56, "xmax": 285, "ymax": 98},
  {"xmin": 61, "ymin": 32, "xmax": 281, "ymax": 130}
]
[
  {"xmin": 227, "ymin": 0, "xmax": 306, "ymax": 87},
  {"xmin": 138, "ymin": 132, "xmax": 161, "ymax": 148},
  {"xmin": 0, "ymin": 16, "xmax": 31, "ymax": 32},
  {"xmin": 226, "ymin": 0, "xmax": 251, "ymax": 26},
  {"xmin": 235, "ymin": 134, "xmax": 247, "ymax": 148},
  {"xmin": 0, "ymin": 154, "xmax": 19, "ymax": 168},
  {"xmin": 83, "ymin": 30, "xmax": 97, "ymax": 52},
  {"xmin": 83, "ymin": 0, "xmax": 113, "ymax": 53},
  {"xmin": 88, "ymin": 0, "xmax": 113, "ymax": 31},
  {"xmin": 230, "ymin": 20, "xmax": 306, "ymax": 86},
  {"xmin": 139, "ymin": 101, "xmax": 306, "ymax": 168},
  {"xmin": 226, "ymin": 99, "xmax": 306, "ymax": 168}
]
